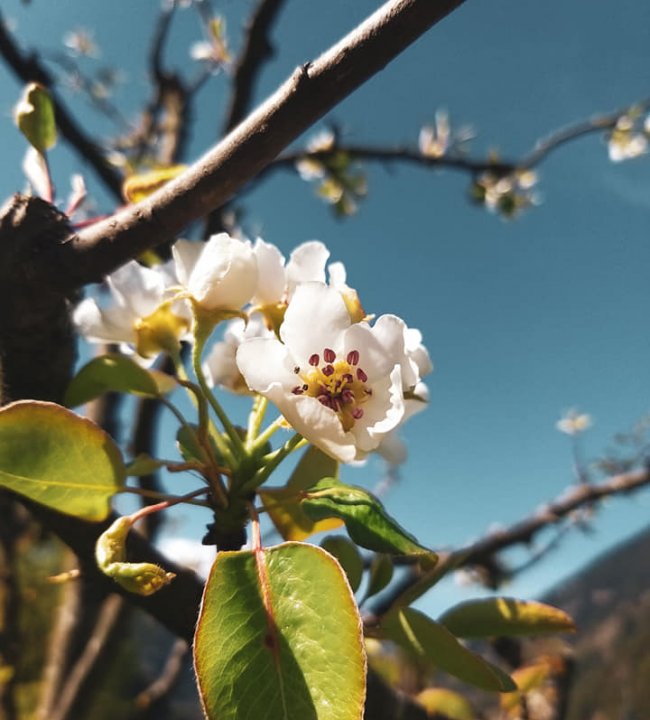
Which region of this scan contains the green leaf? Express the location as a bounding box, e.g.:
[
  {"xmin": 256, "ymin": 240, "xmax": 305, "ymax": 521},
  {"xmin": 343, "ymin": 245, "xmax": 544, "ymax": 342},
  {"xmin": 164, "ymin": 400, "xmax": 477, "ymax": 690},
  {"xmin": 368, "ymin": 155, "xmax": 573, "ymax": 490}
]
[
  {"xmin": 321, "ymin": 536, "xmax": 363, "ymax": 592},
  {"xmin": 125, "ymin": 453, "xmax": 166, "ymax": 477},
  {"xmin": 381, "ymin": 608, "xmax": 516, "ymax": 693},
  {"xmin": 65, "ymin": 354, "xmax": 176, "ymax": 407},
  {"xmin": 415, "ymin": 688, "xmax": 475, "ymax": 720},
  {"xmin": 194, "ymin": 542, "xmax": 366, "ymax": 720},
  {"xmin": 362, "ymin": 554, "xmax": 394, "ymax": 602},
  {"xmin": 259, "ymin": 447, "xmax": 342, "ymax": 541},
  {"xmin": 14, "ymin": 83, "xmax": 57, "ymax": 153},
  {"xmin": 439, "ymin": 598, "xmax": 576, "ymax": 638},
  {"xmin": 302, "ymin": 478, "xmax": 435, "ymax": 559},
  {"xmin": 0, "ymin": 401, "xmax": 125, "ymax": 521}
]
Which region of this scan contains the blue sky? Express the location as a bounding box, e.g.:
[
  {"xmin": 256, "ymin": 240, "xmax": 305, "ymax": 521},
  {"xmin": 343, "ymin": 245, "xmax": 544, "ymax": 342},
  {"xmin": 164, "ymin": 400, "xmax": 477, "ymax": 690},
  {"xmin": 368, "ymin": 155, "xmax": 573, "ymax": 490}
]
[{"xmin": 1, "ymin": 0, "xmax": 649, "ymax": 614}]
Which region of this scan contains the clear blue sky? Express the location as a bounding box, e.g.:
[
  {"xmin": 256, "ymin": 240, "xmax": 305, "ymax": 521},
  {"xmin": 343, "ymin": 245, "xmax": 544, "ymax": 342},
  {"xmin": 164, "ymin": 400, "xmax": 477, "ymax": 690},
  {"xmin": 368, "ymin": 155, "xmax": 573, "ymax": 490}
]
[{"xmin": 1, "ymin": 0, "xmax": 649, "ymax": 614}]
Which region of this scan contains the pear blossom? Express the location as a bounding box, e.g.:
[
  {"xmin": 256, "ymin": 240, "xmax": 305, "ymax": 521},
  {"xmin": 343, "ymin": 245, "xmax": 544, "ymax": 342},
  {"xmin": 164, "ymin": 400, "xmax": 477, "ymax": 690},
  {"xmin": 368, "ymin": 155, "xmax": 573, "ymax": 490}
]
[
  {"xmin": 556, "ymin": 409, "xmax": 592, "ymax": 436},
  {"xmin": 237, "ymin": 282, "xmax": 422, "ymax": 463},
  {"xmin": 607, "ymin": 115, "xmax": 648, "ymax": 162},
  {"xmin": 73, "ymin": 260, "xmax": 189, "ymax": 359},
  {"xmin": 173, "ymin": 233, "xmax": 257, "ymax": 313},
  {"xmin": 295, "ymin": 128, "xmax": 336, "ymax": 181},
  {"xmin": 203, "ymin": 315, "xmax": 272, "ymax": 394}
]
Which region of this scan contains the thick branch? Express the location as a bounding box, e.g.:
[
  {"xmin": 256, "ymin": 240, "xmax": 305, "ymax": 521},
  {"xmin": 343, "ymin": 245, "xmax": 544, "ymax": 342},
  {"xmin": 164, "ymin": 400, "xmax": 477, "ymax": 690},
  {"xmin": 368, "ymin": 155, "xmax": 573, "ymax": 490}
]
[
  {"xmin": 0, "ymin": 13, "xmax": 123, "ymax": 201},
  {"xmin": 53, "ymin": 0, "xmax": 466, "ymax": 289}
]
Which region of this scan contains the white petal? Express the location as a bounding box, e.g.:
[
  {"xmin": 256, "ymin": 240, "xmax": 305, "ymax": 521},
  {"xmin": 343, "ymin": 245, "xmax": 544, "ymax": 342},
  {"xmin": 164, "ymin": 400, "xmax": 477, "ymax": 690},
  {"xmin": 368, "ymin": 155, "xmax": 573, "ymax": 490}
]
[
  {"xmin": 253, "ymin": 239, "xmax": 286, "ymax": 305},
  {"xmin": 236, "ymin": 337, "xmax": 297, "ymax": 393},
  {"xmin": 266, "ymin": 391, "xmax": 357, "ymax": 464},
  {"xmin": 352, "ymin": 366, "xmax": 405, "ymax": 452},
  {"xmin": 342, "ymin": 319, "xmax": 400, "ymax": 382},
  {"xmin": 280, "ymin": 282, "xmax": 350, "ymax": 363},
  {"xmin": 73, "ymin": 297, "xmax": 136, "ymax": 344},
  {"xmin": 188, "ymin": 233, "xmax": 257, "ymax": 310},
  {"xmin": 172, "ymin": 239, "xmax": 204, "ymax": 287},
  {"xmin": 108, "ymin": 261, "xmax": 166, "ymax": 317},
  {"xmin": 285, "ymin": 241, "xmax": 329, "ymax": 294}
]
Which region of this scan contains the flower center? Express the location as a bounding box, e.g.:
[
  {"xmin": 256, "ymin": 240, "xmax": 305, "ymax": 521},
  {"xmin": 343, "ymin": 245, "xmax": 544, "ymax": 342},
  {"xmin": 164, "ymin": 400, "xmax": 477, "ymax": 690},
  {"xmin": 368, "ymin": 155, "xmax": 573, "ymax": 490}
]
[
  {"xmin": 134, "ymin": 302, "xmax": 189, "ymax": 358},
  {"xmin": 292, "ymin": 348, "xmax": 372, "ymax": 432}
]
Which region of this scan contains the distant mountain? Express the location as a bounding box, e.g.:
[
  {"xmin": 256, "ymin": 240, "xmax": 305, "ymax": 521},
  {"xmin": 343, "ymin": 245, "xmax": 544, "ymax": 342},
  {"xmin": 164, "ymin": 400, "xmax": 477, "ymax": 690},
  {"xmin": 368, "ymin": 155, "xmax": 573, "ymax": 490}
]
[{"xmin": 542, "ymin": 524, "xmax": 650, "ymax": 720}]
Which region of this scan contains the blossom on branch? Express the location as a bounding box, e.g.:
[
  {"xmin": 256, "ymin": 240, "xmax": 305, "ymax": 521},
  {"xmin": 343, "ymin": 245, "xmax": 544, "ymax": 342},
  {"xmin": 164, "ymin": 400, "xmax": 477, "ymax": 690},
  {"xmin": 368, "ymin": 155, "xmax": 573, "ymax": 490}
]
[
  {"xmin": 73, "ymin": 260, "xmax": 189, "ymax": 360},
  {"xmin": 236, "ymin": 282, "xmax": 429, "ymax": 463},
  {"xmin": 556, "ymin": 409, "xmax": 592, "ymax": 436},
  {"xmin": 172, "ymin": 233, "xmax": 258, "ymax": 313}
]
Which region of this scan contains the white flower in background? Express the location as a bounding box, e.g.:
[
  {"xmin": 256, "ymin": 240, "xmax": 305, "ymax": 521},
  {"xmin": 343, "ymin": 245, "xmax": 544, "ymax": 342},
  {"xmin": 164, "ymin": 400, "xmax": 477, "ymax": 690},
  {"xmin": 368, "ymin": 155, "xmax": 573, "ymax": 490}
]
[
  {"xmin": 237, "ymin": 282, "xmax": 419, "ymax": 463},
  {"xmin": 295, "ymin": 128, "xmax": 336, "ymax": 180},
  {"xmin": 63, "ymin": 28, "xmax": 99, "ymax": 57},
  {"xmin": 607, "ymin": 115, "xmax": 648, "ymax": 162},
  {"xmin": 556, "ymin": 409, "xmax": 592, "ymax": 436},
  {"xmin": 173, "ymin": 233, "xmax": 258, "ymax": 313},
  {"xmin": 419, "ymin": 110, "xmax": 474, "ymax": 159},
  {"xmin": 203, "ymin": 315, "xmax": 272, "ymax": 394},
  {"xmin": 73, "ymin": 260, "xmax": 189, "ymax": 359}
]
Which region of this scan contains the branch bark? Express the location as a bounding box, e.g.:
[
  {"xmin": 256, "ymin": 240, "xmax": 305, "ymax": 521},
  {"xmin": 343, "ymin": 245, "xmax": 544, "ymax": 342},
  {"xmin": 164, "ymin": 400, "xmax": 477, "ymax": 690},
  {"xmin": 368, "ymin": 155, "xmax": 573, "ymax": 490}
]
[{"xmin": 47, "ymin": 0, "xmax": 467, "ymax": 290}]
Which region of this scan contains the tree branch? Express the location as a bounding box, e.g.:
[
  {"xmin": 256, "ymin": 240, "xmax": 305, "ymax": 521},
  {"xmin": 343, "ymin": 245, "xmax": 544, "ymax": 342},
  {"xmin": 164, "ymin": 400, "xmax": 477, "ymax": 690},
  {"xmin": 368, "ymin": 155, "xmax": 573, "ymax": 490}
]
[
  {"xmin": 221, "ymin": 0, "xmax": 287, "ymax": 133},
  {"xmin": 49, "ymin": 0, "xmax": 467, "ymax": 290},
  {"xmin": 0, "ymin": 12, "xmax": 123, "ymax": 201},
  {"xmin": 371, "ymin": 466, "xmax": 650, "ymax": 614}
]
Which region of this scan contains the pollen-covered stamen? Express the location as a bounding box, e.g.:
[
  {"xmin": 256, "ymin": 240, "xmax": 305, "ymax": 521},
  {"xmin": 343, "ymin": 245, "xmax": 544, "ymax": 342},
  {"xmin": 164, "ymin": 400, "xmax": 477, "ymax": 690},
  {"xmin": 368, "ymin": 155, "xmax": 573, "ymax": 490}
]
[{"xmin": 298, "ymin": 346, "xmax": 372, "ymax": 431}]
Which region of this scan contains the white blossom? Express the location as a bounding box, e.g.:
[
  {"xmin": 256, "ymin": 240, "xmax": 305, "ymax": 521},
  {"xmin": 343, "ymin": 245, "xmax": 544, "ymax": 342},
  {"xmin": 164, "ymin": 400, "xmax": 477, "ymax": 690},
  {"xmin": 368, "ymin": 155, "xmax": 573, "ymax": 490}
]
[
  {"xmin": 236, "ymin": 282, "xmax": 421, "ymax": 463},
  {"xmin": 173, "ymin": 233, "xmax": 258, "ymax": 313},
  {"xmin": 556, "ymin": 409, "xmax": 592, "ymax": 436}
]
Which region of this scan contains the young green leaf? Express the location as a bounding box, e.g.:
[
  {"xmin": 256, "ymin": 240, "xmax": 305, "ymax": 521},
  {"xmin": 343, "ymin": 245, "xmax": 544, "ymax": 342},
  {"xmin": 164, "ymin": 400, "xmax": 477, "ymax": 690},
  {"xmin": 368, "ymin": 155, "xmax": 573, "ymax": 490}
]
[
  {"xmin": 439, "ymin": 598, "xmax": 576, "ymax": 638},
  {"xmin": 65, "ymin": 354, "xmax": 176, "ymax": 407},
  {"xmin": 321, "ymin": 536, "xmax": 363, "ymax": 592},
  {"xmin": 14, "ymin": 83, "xmax": 57, "ymax": 154},
  {"xmin": 381, "ymin": 607, "xmax": 516, "ymax": 693},
  {"xmin": 302, "ymin": 478, "xmax": 435, "ymax": 559},
  {"xmin": 0, "ymin": 401, "xmax": 125, "ymax": 521},
  {"xmin": 125, "ymin": 453, "xmax": 166, "ymax": 477},
  {"xmin": 259, "ymin": 447, "xmax": 342, "ymax": 541},
  {"xmin": 362, "ymin": 554, "xmax": 394, "ymax": 603},
  {"xmin": 194, "ymin": 542, "xmax": 366, "ymax": 720},
  {"xmin": 96, "ymin": 516, "xmax": 175, "ymax": 595}
]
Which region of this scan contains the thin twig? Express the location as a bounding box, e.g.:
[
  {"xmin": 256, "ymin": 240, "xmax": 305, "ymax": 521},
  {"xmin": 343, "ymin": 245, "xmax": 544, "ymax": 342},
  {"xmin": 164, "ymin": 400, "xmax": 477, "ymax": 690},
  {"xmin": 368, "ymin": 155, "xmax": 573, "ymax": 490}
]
[
  {"xmin": 0, "ymin": 12, "xmax": 123, "ymax": 200},
  {"xmin": 133, "ymin": 638, "xmax": 189, "ymax": 713},
  {"xmin": 222, "ymin": 0, "xmax": 287, "ymax": 133}
]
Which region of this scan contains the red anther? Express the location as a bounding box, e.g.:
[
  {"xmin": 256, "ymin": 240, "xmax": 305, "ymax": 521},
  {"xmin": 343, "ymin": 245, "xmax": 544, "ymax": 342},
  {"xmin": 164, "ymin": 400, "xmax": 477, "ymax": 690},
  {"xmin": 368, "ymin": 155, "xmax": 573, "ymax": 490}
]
[
  {"xmin": 343, "ymin": 373, "xmax": 354, "ymax": 384},
  {"xmin": 324, "ymin": 348, "xmax": 336, "ymax": 363},
  {"xmin": 318, "ymin": 395, "xmax": 331, "ymax": 407},
  {"xmin": 356, "ymin": 368, "xmax": 368, "ymax": 382},
  {"xmin": 342, "ymin": 389, "xmax": 355, "ymax": 404},
  {"xmin": 292, "ymin": 386, "xmax": 304, "ymax": 395},
  {"xmin": 346, "ymin": 350, "xmax": 360, "ymax": 365},
  {"xmin": 322, "ymin": 365, "xmax": 335, "ymax": 377},
  {"xmin": 309, "ymin": 353, "xmax": 320, "ymax": 366},
  {"xmin": 352, "ymin": 407, "xmax": 364, "ymax": 419}
]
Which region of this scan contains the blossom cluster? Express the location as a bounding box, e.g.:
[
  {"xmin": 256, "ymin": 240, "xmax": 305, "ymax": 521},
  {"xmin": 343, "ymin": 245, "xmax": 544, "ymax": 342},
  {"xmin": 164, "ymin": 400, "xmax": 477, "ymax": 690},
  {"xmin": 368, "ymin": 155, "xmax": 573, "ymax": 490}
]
[{"xmin": 74, "ymin": 234, "xmax": 432, "ymax": 464}]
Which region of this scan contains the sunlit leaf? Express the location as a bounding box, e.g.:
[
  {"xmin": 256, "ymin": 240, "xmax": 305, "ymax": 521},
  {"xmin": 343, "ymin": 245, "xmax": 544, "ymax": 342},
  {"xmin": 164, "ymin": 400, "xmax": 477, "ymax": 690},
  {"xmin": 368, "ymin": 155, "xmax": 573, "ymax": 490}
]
[
  {"xmin": 501, "ymin": 662, "xmax": 553, "ymax": 713},
  {"xmin": 439, "ymin": 598, "xmax": 576, "ymax": 638},
  {"xmin": 362, "ymin": 553, "xmax": 393, "ymax": 602},
  {"xmin": 415, "ymin": 688, "xmax": 475, "ymax": 720},
  {"xmin": 0, "ymin": 401, "xmax": 125, "ymax": 521},
  {"xmin": 125, "ymin": 453, "xmax": 166, "ymax": 477},
  {"xmin": 381, "ymin": 608, "xmax": 516, "ymax": 693},
  {"xmin": 14, "ymin": 83, "xmax": 57, "ymax": 154},
  {"xmin": 259, "ymin": 447, "xmax": 342, "ymax": 541},
  {"xmin": 321, "ymin": 535, "xmax": 363, "ymax": 592},
  {"xmin": 65, "ymin": 354, "xmax": 176, "ymax": 407},
  {"xmin": 194, "ymin": 542, "xmax": 366, "ymax": 720},
  {"xmin": 122, "ymin": 164, "xmax": 187, "ymax": 203},
  {"xmin": 302, "ymin": 478, "xmax": 435, "ymax": 560}
]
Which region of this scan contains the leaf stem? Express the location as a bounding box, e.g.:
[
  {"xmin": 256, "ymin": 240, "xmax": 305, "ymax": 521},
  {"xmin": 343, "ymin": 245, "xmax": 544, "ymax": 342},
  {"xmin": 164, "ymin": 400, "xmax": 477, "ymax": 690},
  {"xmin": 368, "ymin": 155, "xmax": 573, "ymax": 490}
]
[{"xmin": 246, "ymin": 394, "xmax": 268, "ymax": 449}]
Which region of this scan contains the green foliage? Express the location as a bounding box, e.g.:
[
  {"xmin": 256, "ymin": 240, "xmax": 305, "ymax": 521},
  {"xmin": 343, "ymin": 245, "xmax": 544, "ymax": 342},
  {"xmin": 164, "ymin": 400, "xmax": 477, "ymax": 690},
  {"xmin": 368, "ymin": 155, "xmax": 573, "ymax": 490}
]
[
  {"xmin": 381, "ymin": 607, "xmax": 516, "ymax": 692},
  {"xmin": 194, "ymin": 542, "xmax": 366, "ymax": 720},
  {"xmin": 320, "ymin": 535, "xmax": 363, "ymax": 592},
  {"xmin": 65, "ymin": 354, "xmax": 176, "ymax": 407},
  {"xmin": 302, "ymin": 478, "xmax": 435, "ymax": 559},
  {"xmin": 439, "ymin": 597, "xmax": 576, "ymax": 638},
  {"xmin": 0, "ymin": 401, "xmax": 125, "ymax": 521},
  {"xmin": 14, "ymin": 82, "xmax": 57, "ymax": 154},
  {"xmin": 259, "ymin": 446, "xmax": 342, "ymax": 540}
]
